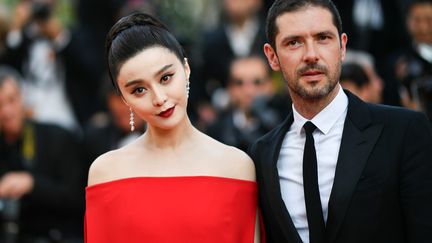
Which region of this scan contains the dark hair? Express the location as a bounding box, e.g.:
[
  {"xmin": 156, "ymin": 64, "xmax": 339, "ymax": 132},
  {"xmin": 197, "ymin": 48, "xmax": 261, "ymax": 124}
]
[
  {"xmin": 229, "ymin": 55, "xmax": 270, "ymax": 76},
  {"xmin": 408, "ymin": 0, "xmax": 432, "ymax": 8},
  {"xmin": 266, "ymin": 0, "xmax": 342, "ymax": 48},
  {"xmin": 408, "ymin": 0, "xmax": 432, "ymax": 12},
  {"xmin": 340, "ymin": 63, "xmax": 369, "ymax": 88},
  {"xmin": 0, "ymin": 65, "xmax": 22, "ymax": 87},
  {"xmin": 106, "ymin": 12, "xmax": 186, "ymax": 93}
]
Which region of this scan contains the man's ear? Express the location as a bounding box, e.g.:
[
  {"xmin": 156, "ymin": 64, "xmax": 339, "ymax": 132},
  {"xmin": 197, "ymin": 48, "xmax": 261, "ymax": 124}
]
[
  {"xmin": 263, "ymin": 43, "xmax": 280, "ymax": 71},
  {"xmin": 340, "ymin": 33, "xmax": 348, "ymax": 61}
]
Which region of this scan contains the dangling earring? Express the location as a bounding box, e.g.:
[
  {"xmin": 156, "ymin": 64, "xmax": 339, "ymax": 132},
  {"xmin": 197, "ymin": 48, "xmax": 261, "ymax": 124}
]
[
  {"xmin": 129, "ymin": 107, "xmax": 135, "ymax": 132},
  {"xmin": 186, "ymin": 80, "xmax": 190, "ymax": 98}
]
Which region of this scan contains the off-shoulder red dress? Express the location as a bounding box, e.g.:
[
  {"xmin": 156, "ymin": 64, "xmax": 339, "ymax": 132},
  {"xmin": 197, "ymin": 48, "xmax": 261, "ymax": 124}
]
[{"xmin": 85, "ymin": 176, "xmax": 259, "ymax": 243}]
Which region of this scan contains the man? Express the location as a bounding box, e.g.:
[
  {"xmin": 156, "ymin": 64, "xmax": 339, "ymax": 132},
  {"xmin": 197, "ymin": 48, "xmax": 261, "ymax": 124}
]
[
  {"xmin": 202, "ymin": 0, "xmax": 266, "ymax": 90},
  {"xmin": 206, "ymin": 56, "xmax": 276, "ymax": 151},
  {"xmin": 84, "ymin": 80, "xmax": 145, "ymax": 169},
  {"xmin": 342, "ymin": 49, "xmax": 383, "ymax": 104},
  {"xmin": 393, "ymin": 0, "xmax": 432, "ymax": 119},
  {"xmin": 340, "ymin": 62, "xmax": 382, "ymax": 104},
  {"xmin": 248, "ymin": 1, "xmax": 432, "ymax": 243},
  {"xmin": 0, "ymin": 66, "xmax": 85, "ymax": 242},
  {"xmin": 330, "ymin": 0, "xmax": 409, "ymax": 107}
]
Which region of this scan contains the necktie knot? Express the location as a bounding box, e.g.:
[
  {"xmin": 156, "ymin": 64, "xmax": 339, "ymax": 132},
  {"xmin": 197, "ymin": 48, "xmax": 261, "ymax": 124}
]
[{"xmin": 304, "ymin": 121, "xmax": 317, "ymax": 135}]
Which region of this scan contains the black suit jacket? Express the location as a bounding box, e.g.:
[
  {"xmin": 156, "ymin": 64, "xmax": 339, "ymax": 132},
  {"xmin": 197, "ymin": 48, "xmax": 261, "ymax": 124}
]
[
  {"xmin": 200, "ymin": 19, "xmax": 267, "ymax": 97},
  {"xmin": 0, "ymin": 121, "xmax": 85, "ymax": 239},
  {"xmin": 331, "ymin": 0, "xmax": 409, "ymax": 61},
  {"xmin": 206, "ymin": 109, "xmax": 271, "ymax": 152},
  {"xmin": 248, "ymin": 92, "xmax": 432, "ymax": 243}
]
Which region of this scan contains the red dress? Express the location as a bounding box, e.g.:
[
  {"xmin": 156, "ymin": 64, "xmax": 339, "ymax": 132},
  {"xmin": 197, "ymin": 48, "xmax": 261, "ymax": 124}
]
[{"xmin": 85, "ymin": 176, "xmax": 259, "ymax": 243}]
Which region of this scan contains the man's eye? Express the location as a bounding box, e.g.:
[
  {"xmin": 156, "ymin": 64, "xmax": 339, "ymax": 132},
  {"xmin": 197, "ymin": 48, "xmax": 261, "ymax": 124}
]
[
  {"xmin": 288, "ymin": 40, "xmax": 299, "ymax": 46},
  {"xmin": 287, "ymin": 40, "xmax": 302, "ymax": 49},
  {"xmin": 318, "ymin": 35, "xmax": 330, "ymax": 41}
]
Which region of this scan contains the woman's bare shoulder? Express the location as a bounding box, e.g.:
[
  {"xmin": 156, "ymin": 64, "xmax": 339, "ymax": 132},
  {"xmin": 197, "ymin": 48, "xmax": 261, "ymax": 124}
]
[
  {"xmin": 87, "ymin": 147, "xmax": 132, "ymax": 186},
  {"xmin": 199, "ymin": 134, "xmax": 256, "ymax": 181},
  {"xmin": 221, "ymin": 145, "xmax": 256, "ymax": 181}
]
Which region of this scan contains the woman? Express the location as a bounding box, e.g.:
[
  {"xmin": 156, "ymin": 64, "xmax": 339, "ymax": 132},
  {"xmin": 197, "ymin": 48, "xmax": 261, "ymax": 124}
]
[{"xmin": 85, "ymin": 12, "xmax": 262, "ymax": 243}]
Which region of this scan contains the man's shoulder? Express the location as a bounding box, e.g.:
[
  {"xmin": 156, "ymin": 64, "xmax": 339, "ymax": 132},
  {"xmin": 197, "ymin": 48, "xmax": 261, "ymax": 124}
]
[
  {"xmin": 346, "ymin": 91, "xmax": 428, "ymax": 126},
  {"xmin": 364, "ymin": 103, "xmax": 427, "ymax": 124},
  {"xmin": 33, "ymin": 121, "xmax": 78, "ymax": 142},
  {"xmin": 248, "ymin": 117, "xmax": 291, "ymax": 156},
  {"xmin": 256, "ymin": 119, "xmax": 288, "ymax": 143},
  {"xmin": 33, "ymin": 120, "xmax": 63, "ymax": 130}
]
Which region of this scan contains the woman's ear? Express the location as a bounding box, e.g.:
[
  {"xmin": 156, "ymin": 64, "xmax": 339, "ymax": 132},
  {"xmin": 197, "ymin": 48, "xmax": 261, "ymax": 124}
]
[
  {"xmin": 120, "ymin": 95, "xmax": 129, "ymax": 107},
  {"xmin": 184, "ymin": 58, "xmax": 191, "ymax": 80}
]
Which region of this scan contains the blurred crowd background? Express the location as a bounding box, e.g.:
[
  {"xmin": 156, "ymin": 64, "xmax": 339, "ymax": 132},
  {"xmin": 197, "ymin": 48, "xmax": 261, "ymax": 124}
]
[{"xmin": 0, "ymin": 0, "xmax": 431, "ymax": 242}]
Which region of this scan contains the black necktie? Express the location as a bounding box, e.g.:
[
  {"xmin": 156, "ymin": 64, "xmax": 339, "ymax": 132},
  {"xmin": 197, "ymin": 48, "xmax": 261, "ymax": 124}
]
[{"xmin": 303, "ymin": 121, "xmax": 327, "ymax": 243}]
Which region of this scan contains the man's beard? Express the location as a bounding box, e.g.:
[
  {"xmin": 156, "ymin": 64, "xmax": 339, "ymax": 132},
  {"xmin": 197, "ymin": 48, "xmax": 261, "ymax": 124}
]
[{"xmin": 285, "ymin": 61, "xmax": 341, "ymax": 100}]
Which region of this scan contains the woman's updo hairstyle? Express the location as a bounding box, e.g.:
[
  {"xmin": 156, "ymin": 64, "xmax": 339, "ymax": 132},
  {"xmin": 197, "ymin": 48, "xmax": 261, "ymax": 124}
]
[{"xmin": 106, "ymin": 12, "xmax": 186, "ymax": 93}]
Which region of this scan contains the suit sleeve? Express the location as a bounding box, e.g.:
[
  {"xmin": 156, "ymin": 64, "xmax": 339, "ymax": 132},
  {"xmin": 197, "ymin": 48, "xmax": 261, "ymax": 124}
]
[
  {"xmin": 247, "ymin": 142, "xmax": 257, "ymax": 162},
  {"xmin": 400, "ymin": 113, "xmax": 432, "ymax": 242},
  {"xmin": 28, "ymin": 126, "xmax": 85, "ymax": 210}
]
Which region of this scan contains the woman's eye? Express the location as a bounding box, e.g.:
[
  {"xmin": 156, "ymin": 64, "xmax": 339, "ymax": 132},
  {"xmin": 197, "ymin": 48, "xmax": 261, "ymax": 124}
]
[
  {"xmin": 161, "ymin": 74, "xmax": 173, "ymax": 83},
  {"xmin": 132, "ymin": 87, "xmax": 146, "ymax": 94}
]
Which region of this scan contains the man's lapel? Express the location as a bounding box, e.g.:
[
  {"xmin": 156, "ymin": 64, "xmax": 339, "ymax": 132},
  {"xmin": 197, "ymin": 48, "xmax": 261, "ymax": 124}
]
[
  {"xmin": 259, "ymin": 113, "xmax": 303, "ymax": 243},
  {"xmin": 326, "ymin": 92, "xmax": 383, "ymax": 242}
]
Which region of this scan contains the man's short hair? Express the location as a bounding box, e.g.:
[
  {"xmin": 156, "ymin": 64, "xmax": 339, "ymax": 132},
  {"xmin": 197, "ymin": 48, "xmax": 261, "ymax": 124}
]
[{"xmin": 266, "ymin": 0, "xmax": 342, "ymax": 48}]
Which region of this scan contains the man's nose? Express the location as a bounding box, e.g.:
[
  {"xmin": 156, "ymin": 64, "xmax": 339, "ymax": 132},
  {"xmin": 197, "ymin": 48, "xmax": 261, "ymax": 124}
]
[{"xmin": 303, "ymin": 42, "xmax": 319, "ymax": 64}]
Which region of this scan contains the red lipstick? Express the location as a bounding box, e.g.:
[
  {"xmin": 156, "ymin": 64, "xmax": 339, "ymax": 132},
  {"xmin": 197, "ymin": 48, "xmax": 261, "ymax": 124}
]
[{"xmin": 158, "ymin": 106, "xmax": 175, "ymax": 118}]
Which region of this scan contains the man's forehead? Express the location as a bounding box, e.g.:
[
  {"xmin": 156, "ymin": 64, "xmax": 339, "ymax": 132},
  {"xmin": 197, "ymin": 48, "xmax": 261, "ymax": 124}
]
[
  {"xmin": 274, "ymin": 6, "xmax": 336, "ymax": 36},
  {"xmin": 0, "ymin": 77, "xmax": 20, "ymax": 93}
]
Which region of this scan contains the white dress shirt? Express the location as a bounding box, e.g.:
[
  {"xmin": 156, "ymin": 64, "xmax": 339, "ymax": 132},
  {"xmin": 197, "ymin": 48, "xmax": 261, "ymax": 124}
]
[
  {"xmin": 277, "ymin": 86, "xmax": 348, "ymax": 243},
  {"xmin": 226, "ymin": 16, "xmax": 259, "ymax": 57},
  {"xmin": 23, "ymin": 39, "xmax": 79, "ymax": 132}
]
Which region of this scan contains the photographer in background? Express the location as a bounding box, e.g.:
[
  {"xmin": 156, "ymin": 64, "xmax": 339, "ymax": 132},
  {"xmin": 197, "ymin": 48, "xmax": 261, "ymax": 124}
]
[
  {"xmin": 0, "ymin": 66, "xmax": 85, "ymax": 243},
  {"xmin": 340, "ymin": 49, "xmax": 385, "ymax": 104},
  {"xmin": 206, "ymin": 56, "xmax": 278, "ymax": 151},
  {"xmin": 1, "ymin": 0, "xmax": 99, "ymax": 132},
  {"xmin": 392, "ymin": 0, "xmax": 432, "ymax": 120},
  {"xmin": 83, "ymin": 79, "xmax": 146, "ymax": 174},
  {"xmin": 340, "ymin": 62, "xmax": 383, "ymax": 104}
]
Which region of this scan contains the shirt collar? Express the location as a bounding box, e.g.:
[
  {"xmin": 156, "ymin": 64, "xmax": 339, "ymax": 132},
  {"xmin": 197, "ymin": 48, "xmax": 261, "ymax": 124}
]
[{"xmin": 292, "ymin": 85, "xmax": 348, "ymax": 135}]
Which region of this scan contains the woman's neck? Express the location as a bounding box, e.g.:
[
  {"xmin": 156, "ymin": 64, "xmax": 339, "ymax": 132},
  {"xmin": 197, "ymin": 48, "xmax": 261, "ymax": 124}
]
[{"xmin": 143, "ymin": 117, "xmax": 197, "ymax": 151}]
